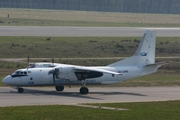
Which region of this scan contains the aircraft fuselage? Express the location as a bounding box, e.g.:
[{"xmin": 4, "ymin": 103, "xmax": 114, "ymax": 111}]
[{"xmin": 3, "ymin": 64, "xmax": 150, "ymax": 87}]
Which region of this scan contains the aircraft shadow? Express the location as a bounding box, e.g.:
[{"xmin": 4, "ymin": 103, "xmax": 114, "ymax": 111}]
[
  {"xmin": 1, "ymin": 88, "xmax": 146, "ymax": 100},
  {"xmin": 23, "ymin": 88, "xmax": 103, "ymax": 100},
  {"xmin": 89, "ymin": 92, "xmax": 146, "ymax": 96},
  {"xmin": 23, "ymin": 88, "xmax": 146, "ymax": 99}
]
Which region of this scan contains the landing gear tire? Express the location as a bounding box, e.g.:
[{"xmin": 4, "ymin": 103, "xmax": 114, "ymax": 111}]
[
  {"xmin": 80, "ymin": 87, "xmax": 89, "ymax": 94},
  {"xmin": 55, "ymin": 86, "xmax": 64, "ymax": 91},
  {"xmin": 18, "ymin": 88, "xmax": 24, "ymax": 93}
]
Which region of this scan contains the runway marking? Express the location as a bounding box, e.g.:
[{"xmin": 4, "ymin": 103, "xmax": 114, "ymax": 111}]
[{"xmin": 72, "ymin": 104, "xmax": 129, "ymax": 111}]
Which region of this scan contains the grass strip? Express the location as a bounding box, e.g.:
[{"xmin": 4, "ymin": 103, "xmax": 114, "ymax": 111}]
[
  {"xmin": 0, "ymin": 101, "xmax": 180, "ymax": 120},
  {"xmin": 0, "ymin": 36, "xmax": 180, "ymax": 58},
  {"xmin": 1, "ymin": 8, "xmax": 180, "ymax": 27}
]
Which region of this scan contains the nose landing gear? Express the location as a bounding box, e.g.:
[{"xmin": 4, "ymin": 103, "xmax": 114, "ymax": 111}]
[{"xmin": 17, "ymin": 87, "xmax": 24, "ymax": 93}]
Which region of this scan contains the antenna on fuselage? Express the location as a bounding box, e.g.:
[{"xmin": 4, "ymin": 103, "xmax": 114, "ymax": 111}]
[
  {"xmin": 27, "ymin": 55, "xmax": 30, "ymax": 70},
  {"xmin": 52, "ymin": 58, "xmax": 54, "ymax": 67},
  {"xmin": 27, "ymin": 55, "xmax": 30, "ymax": 64}
]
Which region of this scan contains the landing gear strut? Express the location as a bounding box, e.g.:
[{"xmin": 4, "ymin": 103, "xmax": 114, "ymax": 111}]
[
  {"xmin": 55, "ymin": 86, "xmax": 64, "ymax": 91},
  {"xmin": 18, "ymin": 87, "xmax": 24, "ymax": 93},
  {"xmin": 80, "ymin": 80, "xmax": 89, "ymax": 94}
]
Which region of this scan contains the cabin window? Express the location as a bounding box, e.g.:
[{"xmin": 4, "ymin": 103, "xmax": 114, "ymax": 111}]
[{"xmin": 29, "ymin": 64, "xmax": 35, "ymax": 68}]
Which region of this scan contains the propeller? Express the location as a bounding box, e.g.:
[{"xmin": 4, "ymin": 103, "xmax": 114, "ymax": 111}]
[{"xmin": 49, "ymin": 68, "xmax": 59, "ymax": 84}]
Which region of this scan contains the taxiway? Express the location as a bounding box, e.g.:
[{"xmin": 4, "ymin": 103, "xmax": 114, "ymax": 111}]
[
  {"xmin": 0, "ymin": 26, "xmax": 180, "ymax": 36},
  {"xmin": 0, "ymin": 87, "xmax": 180, "ymax": 107}
]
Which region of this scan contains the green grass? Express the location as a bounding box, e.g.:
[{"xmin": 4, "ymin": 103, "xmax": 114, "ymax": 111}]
[
  {"xmin": 1, "ymin": 17, "xmax": 180, "ymax": 27},
  {"xmin": 118, "ymin": 71, "xmax": 180, "ymax": 87},
  {"xmin": 1, "ymin": 8, "xmax": 180, "ymax": 27},
  {"xmin": 0, "ymin": 36, "xmax": 180, "ymax": 58},
  {"xmin": 0, "ymin": 101, "xmax": 180, "ymax": 120},
  {"xmin": 0, "ymin": 17, "xmax": 126, "ymax": 27},
  {"xmin": 88, "ymin": 101, "xmax": 180, "ymax": 120}
]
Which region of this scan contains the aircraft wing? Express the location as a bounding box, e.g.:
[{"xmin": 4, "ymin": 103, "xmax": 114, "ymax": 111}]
[
  {"xmin": 74, "ymin": 66, "xmax": 122, "ymax": 75},
  {"xmin": 73, "ymin": 66, "xmax": 122, "ymax": 80}
]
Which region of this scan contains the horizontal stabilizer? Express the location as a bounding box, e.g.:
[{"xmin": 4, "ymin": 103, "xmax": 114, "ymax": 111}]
[{"xmin": 146, "ymin": 61, "xmax": 170, "ymax": 67}]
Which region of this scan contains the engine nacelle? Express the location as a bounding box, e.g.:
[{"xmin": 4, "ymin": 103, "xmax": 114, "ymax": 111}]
[{"xmin": 55, "ymin": 66, "xmax": 78, "ymax": 81}]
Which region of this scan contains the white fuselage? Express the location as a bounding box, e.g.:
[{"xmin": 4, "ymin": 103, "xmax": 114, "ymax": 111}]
[{"xmin": 3, "ymin": 63, "xmax": 157, "ymax": 87}]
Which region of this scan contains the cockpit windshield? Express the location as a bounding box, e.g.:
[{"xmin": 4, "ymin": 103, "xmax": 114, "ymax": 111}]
[{"xmin": 11, "ymin": 70, "xmax": 28, "ymax": 77}]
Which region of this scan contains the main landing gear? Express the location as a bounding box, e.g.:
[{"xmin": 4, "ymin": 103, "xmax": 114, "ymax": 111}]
[
  {"xmin": 80, "ymin": 87, "xmax": 89, "ymax": 94},
  {"xmin": 79, "ymin": 80, "xmax": 89, "ymax": 94},
  {"xmin": 55, "ymin": 85, "xmax": 89, "ymax": 94},
  {"xmin": 55, "ymin": 86, "xmax": 64, "ymax": 91}
]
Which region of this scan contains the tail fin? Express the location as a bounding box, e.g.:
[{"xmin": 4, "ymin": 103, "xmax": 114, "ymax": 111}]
[{"xmin": 108, "ymin": 30, "xmax": 156, "ymax": 67}]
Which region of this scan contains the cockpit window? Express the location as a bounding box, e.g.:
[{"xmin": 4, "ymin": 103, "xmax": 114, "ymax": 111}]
[
  {"xmin": 16, "ymin": 71, "xmax": 20, "ymax": 75},
  {"xmin": 11, "ymin": 70, "xmax": 28, "ymax": 77}
]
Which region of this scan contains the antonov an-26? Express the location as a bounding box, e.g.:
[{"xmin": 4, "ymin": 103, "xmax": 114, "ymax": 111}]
[{"xmin": 2, "ymin": 30, "xmax": 168, "ymax": 94}]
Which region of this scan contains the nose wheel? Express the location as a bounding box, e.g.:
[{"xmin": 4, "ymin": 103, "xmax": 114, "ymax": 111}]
[{"xmin": 18, "ymin": 88, "xmax": 24, "ymax": 93}]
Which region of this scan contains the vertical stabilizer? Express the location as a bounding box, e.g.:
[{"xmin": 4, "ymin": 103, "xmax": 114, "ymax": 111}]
[{"xmin": 108, "ymin": 30, "xmax": 156, "ymax": 67}]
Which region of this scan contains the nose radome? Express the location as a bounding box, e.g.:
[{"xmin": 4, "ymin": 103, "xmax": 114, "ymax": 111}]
[{"xmin": 2, "ymin": 75, "xmax": 11, "ymax": 85}]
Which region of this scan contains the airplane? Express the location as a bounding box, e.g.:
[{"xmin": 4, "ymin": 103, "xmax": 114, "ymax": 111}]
[{"xmin": 2, "ymin": 30, "xmax": 169, "ymax": 94}]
